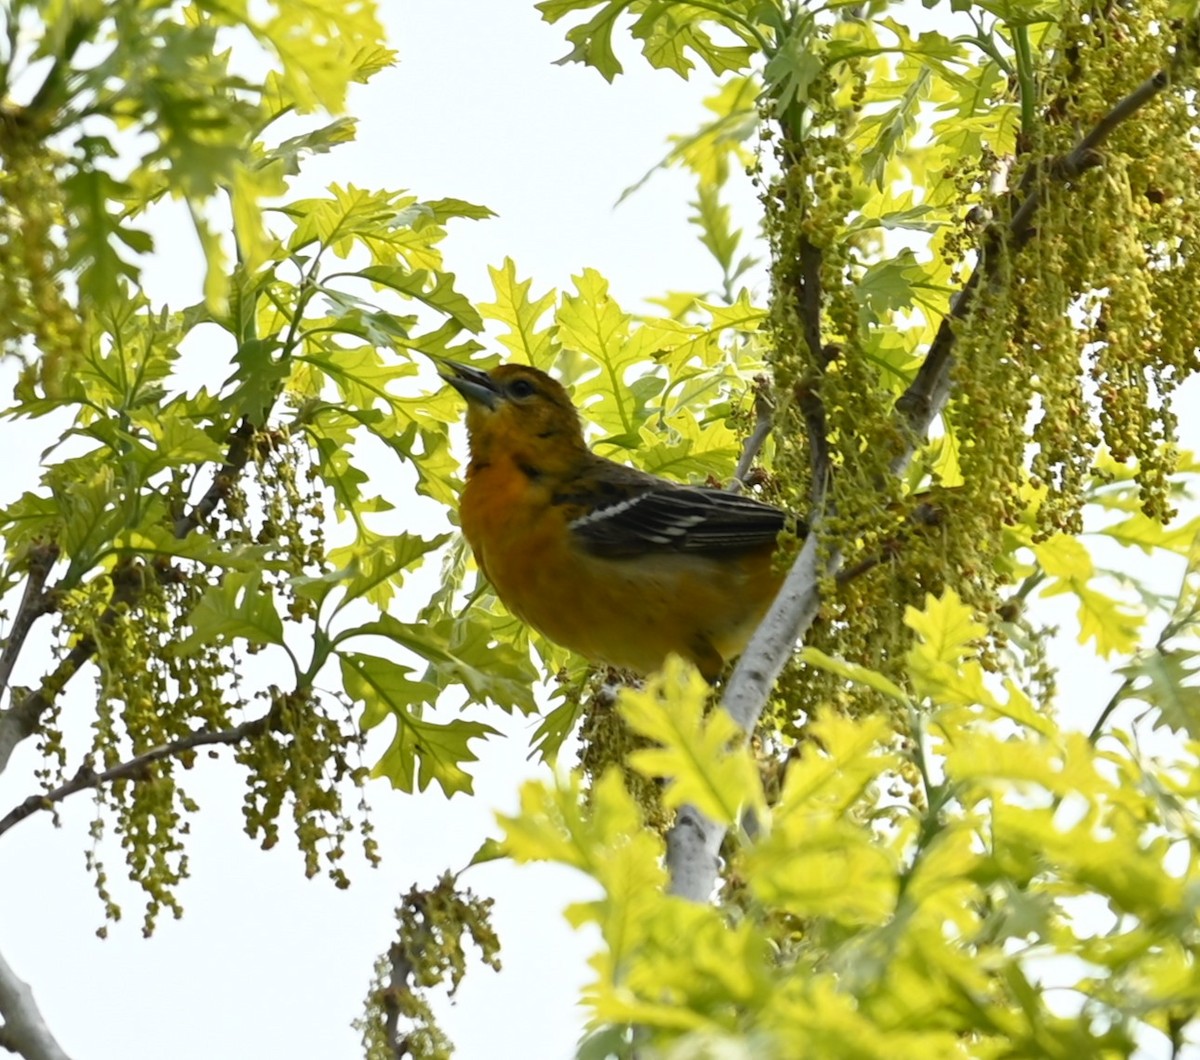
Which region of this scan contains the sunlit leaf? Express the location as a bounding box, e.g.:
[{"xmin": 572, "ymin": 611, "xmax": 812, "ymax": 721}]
[{"xmin": 621, "ymin": 656, "xmax": 764, "ymax": 825}]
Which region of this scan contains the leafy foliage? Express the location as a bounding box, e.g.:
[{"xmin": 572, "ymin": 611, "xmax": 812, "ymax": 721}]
[
  {"xmin": 4, "ymin": 0, "xmax": 1200, "ymax": 1058},
  {"xmin": 511, "ymin": 587, "xmax": 1200, "ymax": 1057}
]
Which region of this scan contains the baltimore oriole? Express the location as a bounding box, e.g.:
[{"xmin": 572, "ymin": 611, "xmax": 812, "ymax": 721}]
[{"xmin": 442, "ymin": 360, "xmax": 792, "ymax": 680}]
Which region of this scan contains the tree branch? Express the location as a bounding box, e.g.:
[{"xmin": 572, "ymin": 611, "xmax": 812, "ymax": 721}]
[
  {"xmin": 729, "ymin": 381, "xmax": 773, "ymax": 492},
  {"xmin": 0, "ymin": 713, "xmax": 271, "ymax": 839},
  {"xmin": 664, "ymin": 66, "xmax": 1177, "ymax": 904},
  {"xmin": 0, "ymin": 559, "xmax": 143, "ymax": 778},
  {"xmin": 798, "ymin": 236, "xmax": 824, "ymax": 366},
  {"xmin": 383, "ymin": 941, "xmax": 415, "ymax": 1060},
  {"xmin": 0, "ymin": 948, "xmax": 72, "ymax": 1060},
  {"xmin": 172, "ymin": 417, "xmax": 256, "ymax": 539},
  {"xmin": 668, "ymin": 529, "xmax": 832, "ymax": 902},
  {"xmin": 0, "ymin": 418, "xmax": 257, "ymax": 781},
  {"xmin": 0, "ymin": 544, "xmax": 58, "ymax": 703},
  {"xmin": 894, "ymin": 69, "xmax": 1170, "ymax": 448}
]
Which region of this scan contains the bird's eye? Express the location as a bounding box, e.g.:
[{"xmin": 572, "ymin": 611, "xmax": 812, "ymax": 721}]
[{"xmin": 508, "ymin": 378, "xmax": 536, "ymax": 399}]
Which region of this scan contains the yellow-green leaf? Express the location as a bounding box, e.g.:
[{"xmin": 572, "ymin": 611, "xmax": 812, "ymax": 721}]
[{"xmin": 620, "ymin": 655, "xmax": 764, "ymax": 826}]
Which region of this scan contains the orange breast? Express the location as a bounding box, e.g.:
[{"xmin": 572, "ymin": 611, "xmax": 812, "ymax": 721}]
[{"xmin": 461, "ymin": 459, "xmax": 782, "ymax": 679}]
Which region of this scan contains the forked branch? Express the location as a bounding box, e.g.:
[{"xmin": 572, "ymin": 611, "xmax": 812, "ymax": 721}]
[
  {"xmin": 0, "ymin": 418, "xmax": 258, "ymax": 781},
  {"xmin": 665, "ymin": 65, "xmax": 1178, "ymax": 903}
]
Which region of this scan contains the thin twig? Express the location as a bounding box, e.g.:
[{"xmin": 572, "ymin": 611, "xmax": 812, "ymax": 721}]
[
  {"xmin": 1087, "ymin": 676, "xmax": 1133, "ymax": 742},
  {"xmin": 0, "ymin": 713, "xmax": 271, "ymax": 838},
  {"xmin": 173, "ymin": 418, "xmax": 256, "ymax": 539},
  {"xmin": 729, "ymin": 382, "xmax": 774, "ymax": 491}
]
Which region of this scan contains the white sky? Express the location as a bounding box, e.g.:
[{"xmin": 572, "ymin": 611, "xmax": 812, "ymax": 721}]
[{"xmin": 1, "ymin": 3, "xmax": 1197, "ymax": 1060}]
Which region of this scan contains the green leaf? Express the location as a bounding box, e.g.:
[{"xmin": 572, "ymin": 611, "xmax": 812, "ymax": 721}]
[
  {"xmin": 468, "ymin": 837, "xmax": 507, "ymax": 866},
  {"xmin": 620, "ymin": 655, "xmax": 764, "ymax": 825},
  {"xmin": 630, "ymin": 4, "xmax": 755, "ymax": 78},
  {"xmin": 497, "ymin": 769, "xmax": 665, "ymax": 892},
  {"xmin": 1035, "ymin": 535, "xmax": 1144, "ymax": 657},
  {"xmin": 1073, "ymin": 584, "xmax": 1144, "ymax": 657},
  {"xmin": 328, "ymin": 529, "xmax": 451, "ymax": 611},
  {"xmin": 251, "ymin": 0, "xmax": 392, "ymax": 112},
  {"xmin": 530, "ymin": 698, "xmax": 586, "ymax": 764},
  {"xmin": 341, "ymin": 651, "xmax": 498, "ymax": 797},
  {"xmin": 301, "ymin": 343, "xmax": 417, "ymax": 413},
  {"xmin": 339, "ymin": 613, "xmax": 538, "ymax": 714},
  {"xmin": 620, "ymin": 75, "xmax": 759, "ymax": 199},
  {"xmin": 382, "ymin": 730, "xmax": 497, "ymax": 807},
  {"xmin": 538, "ymin": 0, "xmax": 632, "ymax": 82},
  {"xmin": 176, "ymin": 570, "xmax": 286, "ymax": 655},
  {"xmin": 480, "ymin": 258, "xmax": 559, "ymax": 370},
  {"xmin": 229, "ymin": 160, "xmax": 288, "ymax": 276},
  {"xmin": 1117, "ymin": 647, "xmax": 1200, "ymax": 738},
  {"xmin": 62, "ymin": 166, "xmax": 146, "ymax": 305},
  {"xmin": 905, "ymin": 588, "xmax": 986, "ymax": 667},
  {"xmin": 538, "ymin": 0, "xmax": 759, "ymax": 81},
  {"xmin": 858, "ymin": 66, "xmax": 933, "ymax": 188},
  {"xmin": 799, "ymin": 647, "xmax": 912, "ymax": 704},
  {"xmin": 689, "ymin": 180, "xmax": 742, "ymax": 276},
  {"xmin": 763, "ymin": 18, "xmax": 821, "ymax": 110},
  {"xmin": 636, "ymin": 407, "xmax": 742, "ymax": 481},
  {"xmin": 139, "ymin": 416, "xmax": 228, "ymax": 476},
  {"xmin": 284, "ymin": 186, "xmax": 453, "ymax": 270},
  {"xmin": 1097, "ymin": 512, "xmax": 1200, "ymax": 555},
  {"xmin": 355, "ymin": 265, "xmax": 482, "ymax": 332},
  {"xmin": 264, "ymin": 117, "xmax": 359, "ymax": 177},
  {"xmin": 556, "ymin": 269, "xmax": 650, "ymax": 437},
  {"xmin": 224, "ymin": 338, "xmax": 287, "ymax": 422},
  {"xmin": 52, "ymin": 465, "xmax": 126, "ymax": 568},
  {"xmin": 744, "ymin": 711, "xmax": 900, "ymax": 926},
  {"xmin": 422, "ymin": 197, "xmax": 497, "ymax": 222}
]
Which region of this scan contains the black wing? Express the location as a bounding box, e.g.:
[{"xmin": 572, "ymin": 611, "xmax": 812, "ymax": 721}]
[{"xmin": 568, "ymin": 484, "xmax": 790, "ymax": 558}]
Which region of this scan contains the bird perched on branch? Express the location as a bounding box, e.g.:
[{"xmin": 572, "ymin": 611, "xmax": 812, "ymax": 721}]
[{"xmin": 441, "ymin": 361, "xmax": 795, "ymax": 681}]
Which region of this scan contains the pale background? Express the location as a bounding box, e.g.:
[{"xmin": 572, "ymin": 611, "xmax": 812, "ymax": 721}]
[{"xmin": 0, "ymin": 3, "xmax": 1196, "ymax": 1059}]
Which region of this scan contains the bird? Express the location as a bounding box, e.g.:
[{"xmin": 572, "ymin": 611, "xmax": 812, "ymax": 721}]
[{"xmin": 440, "ymin": 360, "xmax": 795, "ymax": 681}]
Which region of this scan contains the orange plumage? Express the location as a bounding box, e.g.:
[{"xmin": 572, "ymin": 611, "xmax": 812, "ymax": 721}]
[{"xmin": 442, "ymin": 361, "xmax": 792, "ymax": 680}]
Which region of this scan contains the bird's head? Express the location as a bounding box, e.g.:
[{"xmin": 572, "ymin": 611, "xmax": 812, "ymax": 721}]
[{"xmin": 440, "ymin": 361, "xmax": 587, "ymax": 471}]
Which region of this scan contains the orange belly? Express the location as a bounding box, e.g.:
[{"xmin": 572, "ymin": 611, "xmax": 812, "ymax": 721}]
[{"xmin": 461, "ymin": 467, "xmax": 781, "ymax": 679}]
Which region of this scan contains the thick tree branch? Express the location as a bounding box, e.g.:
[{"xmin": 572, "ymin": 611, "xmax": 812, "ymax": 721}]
[
  {"xmin": 668, "ymin": 530, "xmax": 832, "ymax": 901},
  {"xmin": 0, "ymin": 713, "xmax": 271, "ymax": 839},
  {"xmin": 665, "ymin": 67, "xmax": 1177, "ymax": 904},
  {"xmin": 0, "ymin": 948, "xmax": 72, "ymax": 1060}
]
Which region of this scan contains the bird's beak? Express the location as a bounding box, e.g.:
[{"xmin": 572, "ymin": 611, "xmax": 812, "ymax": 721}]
[{"xmin": 439, "ymin": 360, "xmax": 501, "ymax": 411}]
